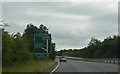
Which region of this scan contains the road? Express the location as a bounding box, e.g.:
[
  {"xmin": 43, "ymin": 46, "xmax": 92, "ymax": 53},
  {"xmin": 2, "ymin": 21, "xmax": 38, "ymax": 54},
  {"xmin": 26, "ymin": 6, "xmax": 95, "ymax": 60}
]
[{"xmin": 54, "ymin": 58, "xmax": 119, "ymax": 72}]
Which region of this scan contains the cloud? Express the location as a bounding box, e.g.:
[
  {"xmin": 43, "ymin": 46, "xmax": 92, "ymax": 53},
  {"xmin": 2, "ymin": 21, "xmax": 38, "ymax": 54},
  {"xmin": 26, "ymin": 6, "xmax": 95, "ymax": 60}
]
[
  {"xmin": 2, "ymin": 0, "xmax": 119, "ymax": 2},
  {"xmin": 28, "ymin": 11, "xmax": 90, "ymax": 21},
  {"xmin": 4, "ymin": 21, "xmax": 26, "ymax": 33},
  {"xmin": 0, "ymin": 2, "xmax": 2, "ymax": 20},
  {"xmin": 2, "ymin": 2, "xmax": 118, "ymax": 50}
]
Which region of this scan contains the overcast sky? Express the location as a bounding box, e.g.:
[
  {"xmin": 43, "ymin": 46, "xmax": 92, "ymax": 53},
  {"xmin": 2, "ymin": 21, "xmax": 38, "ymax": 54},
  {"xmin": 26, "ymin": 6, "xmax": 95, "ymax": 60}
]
[{"xmin": 1, "ymin": 0, "xmax": 118, "ymax": 51}]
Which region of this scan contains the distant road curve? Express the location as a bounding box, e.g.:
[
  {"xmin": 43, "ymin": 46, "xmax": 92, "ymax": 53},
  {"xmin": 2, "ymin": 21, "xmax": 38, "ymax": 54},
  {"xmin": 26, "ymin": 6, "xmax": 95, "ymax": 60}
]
[{"xmin": 53, "ymin": 56, "xmax": 119, "ymax": 73}]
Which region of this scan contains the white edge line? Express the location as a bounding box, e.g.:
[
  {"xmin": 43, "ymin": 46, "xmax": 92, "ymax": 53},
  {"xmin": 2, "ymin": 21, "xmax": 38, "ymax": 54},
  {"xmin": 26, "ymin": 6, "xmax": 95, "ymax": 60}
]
[{"xmin": 50, "ymin": 62, "xmax": 60, "ymax": 74}]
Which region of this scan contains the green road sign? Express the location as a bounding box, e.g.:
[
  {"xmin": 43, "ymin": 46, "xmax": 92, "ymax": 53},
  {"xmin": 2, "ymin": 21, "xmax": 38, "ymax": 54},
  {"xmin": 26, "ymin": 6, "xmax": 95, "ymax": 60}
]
[{"xmin": 34, "ymin": 33, "xmax": 51, "ymax": 59}]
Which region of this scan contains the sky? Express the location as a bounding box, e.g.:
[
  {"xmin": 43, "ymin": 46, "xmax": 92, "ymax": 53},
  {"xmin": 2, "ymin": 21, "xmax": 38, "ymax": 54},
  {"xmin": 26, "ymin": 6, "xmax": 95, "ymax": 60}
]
[{"xmin": 0, "ymin": 0, "xmax": 119, "ymax": 51}]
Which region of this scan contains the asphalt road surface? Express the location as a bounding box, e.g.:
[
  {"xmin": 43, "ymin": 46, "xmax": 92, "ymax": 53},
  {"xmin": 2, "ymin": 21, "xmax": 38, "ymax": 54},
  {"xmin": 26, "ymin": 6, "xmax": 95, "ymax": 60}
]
[{"xmin": 54, "ymin": 59, "xmax": 118, "ymax": 72}]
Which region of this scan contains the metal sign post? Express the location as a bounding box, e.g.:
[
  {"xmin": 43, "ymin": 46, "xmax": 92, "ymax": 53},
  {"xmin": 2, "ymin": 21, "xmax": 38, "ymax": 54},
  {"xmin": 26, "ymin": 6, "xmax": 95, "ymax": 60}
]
[{"xmin": 46, "ymin": 39, "xmax": 48, "ymax": 53}]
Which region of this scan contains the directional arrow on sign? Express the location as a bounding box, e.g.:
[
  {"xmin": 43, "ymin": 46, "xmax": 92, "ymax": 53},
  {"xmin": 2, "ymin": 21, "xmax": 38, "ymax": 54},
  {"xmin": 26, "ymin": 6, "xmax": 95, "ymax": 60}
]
[{"xmin": 41, "ymin": 47, "xmax": 48, "ymax": 53}]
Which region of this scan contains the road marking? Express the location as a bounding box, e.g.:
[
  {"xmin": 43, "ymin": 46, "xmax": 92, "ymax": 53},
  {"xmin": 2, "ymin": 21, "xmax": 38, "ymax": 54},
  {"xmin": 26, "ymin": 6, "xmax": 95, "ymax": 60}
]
[{"xmin": 49, "ymin": 62, "xmax": 60, "ymax": 74}]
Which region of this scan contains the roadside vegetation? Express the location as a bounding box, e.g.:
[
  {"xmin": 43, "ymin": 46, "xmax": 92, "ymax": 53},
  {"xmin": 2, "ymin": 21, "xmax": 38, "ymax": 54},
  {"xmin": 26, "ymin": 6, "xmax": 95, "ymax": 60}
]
[
  {"xmin": 3, "ymin": 59, "xmax": 55, "ymax": 72},
  {"xmin": 57, "ymin": 35, "xmax": 119, "ymax": 58},
  {"xmin": 2, "ymin": 23, "xmax": 56, "ymax": 72}
]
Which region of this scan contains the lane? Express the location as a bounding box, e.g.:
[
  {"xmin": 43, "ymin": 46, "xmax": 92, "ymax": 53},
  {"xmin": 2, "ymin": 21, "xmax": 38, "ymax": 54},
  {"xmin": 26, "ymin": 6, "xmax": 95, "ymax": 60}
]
[{"xmin": 55, "ymin": 59, "xmax": 118, "ymax": 72}]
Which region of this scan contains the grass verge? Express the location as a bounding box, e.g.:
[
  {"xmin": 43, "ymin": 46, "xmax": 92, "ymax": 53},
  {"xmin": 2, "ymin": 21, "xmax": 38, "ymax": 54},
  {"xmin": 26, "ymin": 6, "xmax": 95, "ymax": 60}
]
[{"xmin": 3, "ymin": 59, "xmax": 55, "ymax": 72}]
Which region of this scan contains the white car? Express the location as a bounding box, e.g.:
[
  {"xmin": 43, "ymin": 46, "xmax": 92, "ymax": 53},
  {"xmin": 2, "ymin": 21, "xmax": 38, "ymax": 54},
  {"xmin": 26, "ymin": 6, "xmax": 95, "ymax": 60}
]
[{"xmin": 59, "ymin": 56, "xmax": 67, "ymax": 62}]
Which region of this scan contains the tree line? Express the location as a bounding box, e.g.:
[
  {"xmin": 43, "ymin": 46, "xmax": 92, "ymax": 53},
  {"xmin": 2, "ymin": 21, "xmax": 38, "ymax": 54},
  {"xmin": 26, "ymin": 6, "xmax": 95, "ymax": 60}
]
[
  {"xmin": 2, "ymin": 23, "xmax": 56, "ymax": 66},
  {"xmin": 57, "ymin": 35, "xmax": 119, "ymax": 58}
]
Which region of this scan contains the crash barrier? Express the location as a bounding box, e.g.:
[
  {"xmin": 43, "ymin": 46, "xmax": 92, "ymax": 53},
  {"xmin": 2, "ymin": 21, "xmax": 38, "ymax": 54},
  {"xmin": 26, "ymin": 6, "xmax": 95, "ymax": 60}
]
[
  {"xmin": 66, "ymin": 57, "xmax": 120, "ymax": 64},
  {"xmin": 82, "ymin": 58, "xmax": 120, "ymax": 64}
]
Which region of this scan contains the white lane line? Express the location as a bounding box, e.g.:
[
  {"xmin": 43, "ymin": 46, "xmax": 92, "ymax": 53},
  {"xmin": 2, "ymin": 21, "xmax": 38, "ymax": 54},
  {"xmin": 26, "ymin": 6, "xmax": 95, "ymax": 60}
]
[{"xmin": 49, "ymin": 62, "xmax": 60, "ymax": 74}]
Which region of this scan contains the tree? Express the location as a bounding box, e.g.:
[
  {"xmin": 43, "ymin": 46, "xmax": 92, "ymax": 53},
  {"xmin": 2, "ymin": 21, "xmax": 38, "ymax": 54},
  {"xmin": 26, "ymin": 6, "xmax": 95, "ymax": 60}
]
[
  {"xmin": 49, "ymin": 43, "xmax": 56, "ymax": 60},
  {"xmin": 2, "ymin": 23, "xmax": 55, "ymax": 66},
  {"xmin": 39, "ymin": 24, "xmax": 49, "ymax": 33},
  {"xmin": 88, "ymin": 37, "xmax": 100, "ymax": 46},
  {"xmin": 23, "ymin": 23, "xmax": 49, "ymax": 52},
  {"xmin": 2, "ymin": 31, "xmax": 35, "ymax": 66},
  {"xmin": 2, "ymin": 31, "xmax": 14, "ymax": 66},
  {"xmin": 56, "ymin": 35, "xmax": 119, "ymax": 58},
  {"xmin": 23, "ymin": 23, "xmax": 38, "ymax": 51}
]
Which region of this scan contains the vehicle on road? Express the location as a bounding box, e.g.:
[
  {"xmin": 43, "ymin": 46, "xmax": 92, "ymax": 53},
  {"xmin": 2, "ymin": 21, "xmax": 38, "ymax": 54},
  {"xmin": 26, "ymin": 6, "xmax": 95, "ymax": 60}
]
[{"xmin": 59, "ymin": 56, "xmax": 67, "ymax": 62}]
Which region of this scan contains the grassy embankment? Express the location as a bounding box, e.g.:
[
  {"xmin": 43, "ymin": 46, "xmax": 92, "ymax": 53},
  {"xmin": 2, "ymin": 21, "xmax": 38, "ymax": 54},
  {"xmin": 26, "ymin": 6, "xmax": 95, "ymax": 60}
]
[{"xmin": 3, "ymin": 59, "xmax": 55, "ymax": 72}]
